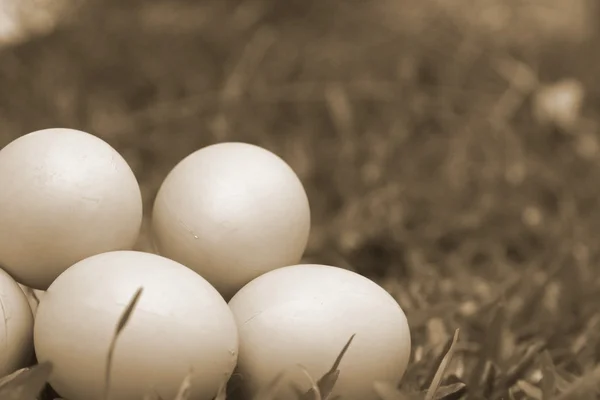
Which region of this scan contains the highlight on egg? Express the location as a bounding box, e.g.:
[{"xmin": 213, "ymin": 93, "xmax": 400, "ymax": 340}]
[
  {"xmin": 228, "ymin": 263, "xmax": 412, "ymax": 400},
  {"xmin": 33, "ymin": 250, "xmax": 239, "ymax": 400},
  {"xmin": 0, "ymin": 128, "xmax": 143, "ymax": 290},
  {"xmin": 0, "ymin": 268, "xmax": 34, "ymax": 377},
  {"xmin": 151, "ymin": 142, "xmax": 311, "ymax": 299}
]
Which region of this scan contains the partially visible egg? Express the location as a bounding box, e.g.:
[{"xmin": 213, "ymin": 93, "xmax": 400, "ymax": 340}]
[
  {"xmin": 0, "ymin": 128, "xmax": 143, "ymax": 289},
  {"xmin": 0, "ymin": 268, "xmax": 34, "ymax": 377},
  {"xmin": 228, "ymin": 264, "xmax": 411, "ymax": 400},
  {"xmin": 151, "ymin": 142, "xmax": 311, "ymax": 299},
  {"xmin": 34, "ymin": 250, "xmax": 239, "ymax": 400}
]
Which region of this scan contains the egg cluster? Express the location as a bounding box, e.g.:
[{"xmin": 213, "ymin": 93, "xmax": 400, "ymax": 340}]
[{"xmin": 0, "ymin": 128, "xmax": 411, "ymax": 400}]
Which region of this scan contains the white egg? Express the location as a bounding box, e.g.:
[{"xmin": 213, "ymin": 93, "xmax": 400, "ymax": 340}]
[
  {"xmin": 228, "ymin": 264, "xmax": 411, "ymax": 400},
  {"xmin": 0, "ymin": 268, "xmax": 34, "ymax": 377},
  {"xmin": 0, "ymin": 128, "xmax": 143, "ymax": 289},
  {"xmin": 151, "ymin": 142, "xmax": 311, "ymax": 299},
  {"xmin": 34, "ymin": 250, "xmax": 239, "ymax": 400}
]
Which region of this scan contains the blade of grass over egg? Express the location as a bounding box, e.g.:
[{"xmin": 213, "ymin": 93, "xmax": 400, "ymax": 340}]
[
  {"xmin": 299, "ymin": 334, "xmax": 356, "ymax": 400},
  {"xmin": 115, "ymin": 287, "xmax": 144, "ymax": 333},
  {"xmin": 30, "ymin": 289, "xmax": 41, "ymax": 303},
  {"xmin": 0, "ymin": 368, "xmax": 28, "ymax": 389},
  {"xmin": 174, "ymin": 369, "xmax": 193, "ymax": 400},
  {"xmin": 297, "ymin": 365, "xmax": 321, "ymax": 400},
  {"xmin": 213, "ymin": 379, "xmax": 228, "ymax": 400},
  {"xmin": 0, "ymin": 362, "xmax": 52, "ymax": 400},
  {"xmin": 424, "ymin": 329, "xmax": 459, "ymax": 400},
  {"xmin": 104, "ymin": 287, "xmax": 144, "ymax": 400}
]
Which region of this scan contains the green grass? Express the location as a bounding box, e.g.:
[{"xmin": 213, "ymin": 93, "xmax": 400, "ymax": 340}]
[{"xmin": 1, "ymin": 0, "xmax": 600, "ymax": 399}]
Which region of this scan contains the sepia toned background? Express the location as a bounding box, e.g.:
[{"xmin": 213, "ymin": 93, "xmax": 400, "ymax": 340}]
[{"xmin": 1, "ymin": 1, "xmax": 600, "ymax": 395}]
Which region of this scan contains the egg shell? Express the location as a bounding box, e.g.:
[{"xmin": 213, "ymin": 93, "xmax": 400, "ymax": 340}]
[
  {"xmin": 34, "ymin": 250, "xmax": 239, "ymax": 400},
  {"xmin": 0, "ymin": 128, "xmax": 143, "ymax": 289},
  {"xmin": 0, "ymin": 268, "xmax": 34, "ymax": 377},
  {"xmin": 151, "ymin": 142, "xmax": 311, "ymax": 299},
  {"xmin": 228, "ymin": 264, "xmax": 411, "ymax": 400}
]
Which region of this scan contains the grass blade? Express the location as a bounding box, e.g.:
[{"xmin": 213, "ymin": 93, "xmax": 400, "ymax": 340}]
[
  {"xmin": 478, "ymin": 360, "xmax": 497, "ymax": 399},
  {"xmin": 497, "ymin": 340, "xmax": 546, "ymax": 392},
  {"xmin": 104, "ymin": 287, "xmax": 144, "ymax": 400},
  {"xmin": 297, "ymin": 365, "xmax": 321, "ymax": 400},
  {"xmin": 515, "ymin": 380, "xmax": 542, "ymax": 400},
  {"xmin": 469, "ymin": 303, "xmax": 505, "ymax": 392},
  {"xmin": 539, "ymin": 350, "xmax": 557, "ymax": 398},
  {"xmin": 425, "ymin": 329, "xmax": 460, "ymax": 400},
  {"xmin": 483, "ymin": 303, "xmax": 506, "ymax": 364},
  {"xmin": 433, "ymin": 382, "xmax": 467, "ymax": 400},
  {"xmin": 299, "ymin": 334, "xmax": 356, "ymax": 400},
  {"xmin": 0, "ymin": 369, "xmax": 29, "ymax": 389},
  {"xmin": 316, "ymin": 334, "xmax": 355, "ymax": 398},
  {"xmin": 213, "ymin": 379, "xmax": 227, "ymax": 400},
  {"xmin": 0, "ymin": 362, "xmax": 52, "ymax": 400},
  {"xmin": 174, "ymin": 369, "xmax": 193, "ymax": 400},
  {"xmin": 550, "ymin": 365, "xmax": 600, "ymax": 400},
  {"xmin": 115, "ymin": 287, "xmax": 144, "ymax": 334}
]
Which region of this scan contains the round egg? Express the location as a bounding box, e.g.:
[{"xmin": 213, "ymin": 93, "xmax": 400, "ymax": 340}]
[
  {"xmin": 228, "ymin": 264, "xmax": 411, "ymax": 400},
  {"xmin": 151, "ymin": 142, "xmax": 311, "ymax": 299},
  {"xmin": 34, "ymin": 250, "xmax": 239, "ymax": 400},
  {"xmin": 0, "ymin": 268, "xmax": 34, "ymax": 377},
  {"xmin": 0, "ymin": 128, "xmax": 143, "ymax": 290}
]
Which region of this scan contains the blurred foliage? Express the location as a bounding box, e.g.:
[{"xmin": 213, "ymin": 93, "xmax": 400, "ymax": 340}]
[{"xmin": 1, "ymin": 0, "xmax": 599, "ymax": 264}]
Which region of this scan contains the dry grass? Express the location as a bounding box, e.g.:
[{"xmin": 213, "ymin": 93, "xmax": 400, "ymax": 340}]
[{"xmin": 1, "ymin": 0, "xmax": 600, "ymax": 399}]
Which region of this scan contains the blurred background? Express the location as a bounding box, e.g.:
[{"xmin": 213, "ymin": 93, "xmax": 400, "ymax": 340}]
[{"xmin": 2, "ymin": 0, "xmax": 600, "ymax": 361}]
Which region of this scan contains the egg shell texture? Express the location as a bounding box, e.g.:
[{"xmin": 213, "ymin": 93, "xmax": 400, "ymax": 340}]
[
  {"xmin": 152, "ymin": 142, "xmax": 311, "ymax": 299},
  {"xmin": 34, "ymin": 250, "xmax": 239, "ymax": 400},
  {"xmin": 0, "ymin": 268, "xmax": 34, "ymax": 377},
  {"xmin": 0, "ymin": 128, "xmax": 143, "ymax": 290},
  {"xmin": 228, "ymin": 264, "xmax": 411, "ymax": 400}
]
